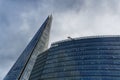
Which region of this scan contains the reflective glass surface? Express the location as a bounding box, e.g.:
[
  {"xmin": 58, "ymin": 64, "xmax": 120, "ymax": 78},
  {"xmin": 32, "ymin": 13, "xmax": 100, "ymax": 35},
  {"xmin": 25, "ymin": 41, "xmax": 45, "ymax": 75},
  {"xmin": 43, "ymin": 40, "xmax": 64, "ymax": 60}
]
[
  {"xmin": 4, "ymin": 16, "xmax": 52, "ymax": 80},
  {"xmin": 30, "ymin": 37, "xmax": 120, "ymax": 80}
]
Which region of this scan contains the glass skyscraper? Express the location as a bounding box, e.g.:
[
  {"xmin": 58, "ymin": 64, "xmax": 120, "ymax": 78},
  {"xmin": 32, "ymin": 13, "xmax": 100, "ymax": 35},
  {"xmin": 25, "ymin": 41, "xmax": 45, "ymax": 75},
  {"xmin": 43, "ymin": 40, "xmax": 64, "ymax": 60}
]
[
  {"xmin": 29, "ymin": 36, "xmax": 120, "ymax": 80},
  {"xmin": 4, "ymin": 15, "xmax": 52, "ymax": 80},
  {"xmin": 4, "ymin": 15, "xmax": 120, "ymax": 80}
]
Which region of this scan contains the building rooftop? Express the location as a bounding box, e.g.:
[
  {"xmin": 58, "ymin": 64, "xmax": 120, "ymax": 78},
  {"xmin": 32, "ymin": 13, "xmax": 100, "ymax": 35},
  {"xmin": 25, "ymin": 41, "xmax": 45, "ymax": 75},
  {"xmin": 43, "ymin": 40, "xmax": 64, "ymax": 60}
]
[{"xmin": 51, "ymin": 35, "xmax": 120, "ymax": 47}]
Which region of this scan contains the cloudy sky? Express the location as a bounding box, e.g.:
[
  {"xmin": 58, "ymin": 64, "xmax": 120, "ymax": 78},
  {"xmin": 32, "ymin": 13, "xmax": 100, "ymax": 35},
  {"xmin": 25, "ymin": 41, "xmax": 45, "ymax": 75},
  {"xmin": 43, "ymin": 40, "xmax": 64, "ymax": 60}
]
[{"xmin": 1, "ymin": 0, "xmax": 120, "ymax": 79}]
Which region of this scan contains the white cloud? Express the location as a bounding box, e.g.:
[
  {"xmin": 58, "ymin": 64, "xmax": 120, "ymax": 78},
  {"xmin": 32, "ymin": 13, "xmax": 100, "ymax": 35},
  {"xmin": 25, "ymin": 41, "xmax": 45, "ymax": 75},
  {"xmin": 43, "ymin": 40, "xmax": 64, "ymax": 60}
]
[
  {"xmin": 50, "ymin": 0, "xmax": 120, "ymax": 43},
  {"xmin": 1, "ymin": 0, "xmax": 120, "ymax": 79}
]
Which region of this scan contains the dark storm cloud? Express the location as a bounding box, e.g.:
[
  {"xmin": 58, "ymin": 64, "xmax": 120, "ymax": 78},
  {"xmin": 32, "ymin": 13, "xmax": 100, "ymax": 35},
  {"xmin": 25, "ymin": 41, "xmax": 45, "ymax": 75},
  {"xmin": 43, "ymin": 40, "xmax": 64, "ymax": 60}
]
[{"xmin": 1, "ymin": 0, "xmax": 120, "ymax": 79}]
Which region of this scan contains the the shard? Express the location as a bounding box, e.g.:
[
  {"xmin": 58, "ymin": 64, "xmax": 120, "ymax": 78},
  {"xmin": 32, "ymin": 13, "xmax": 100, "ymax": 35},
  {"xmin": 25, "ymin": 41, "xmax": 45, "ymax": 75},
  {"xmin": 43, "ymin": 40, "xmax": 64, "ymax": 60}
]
[{"xmin": 4, "ymin": 15, "xmax": 52, "ymax": 80}]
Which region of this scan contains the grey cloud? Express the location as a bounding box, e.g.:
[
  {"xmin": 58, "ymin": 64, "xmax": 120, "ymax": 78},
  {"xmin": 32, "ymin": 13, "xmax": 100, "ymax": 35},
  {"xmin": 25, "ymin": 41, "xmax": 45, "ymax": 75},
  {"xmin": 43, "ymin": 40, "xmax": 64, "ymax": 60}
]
[
  {"xmin": 1, "ymin": 0, "xmax": 120, "ymax": 79},
  {"xmin": 52, "ymin": 0, "xmax": 84, "ymax": 12}
]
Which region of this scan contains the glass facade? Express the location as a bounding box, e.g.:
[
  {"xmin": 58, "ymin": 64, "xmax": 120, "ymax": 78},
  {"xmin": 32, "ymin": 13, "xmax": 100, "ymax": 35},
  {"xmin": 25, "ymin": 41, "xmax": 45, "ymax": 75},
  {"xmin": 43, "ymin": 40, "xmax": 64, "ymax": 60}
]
[
  {"xmin": 4, "ymin": 15, "xmax": 52, "ymax": 80},
  {"xmin": 30, "ymin": 37, "xmax": 120, "ymax": 80}
]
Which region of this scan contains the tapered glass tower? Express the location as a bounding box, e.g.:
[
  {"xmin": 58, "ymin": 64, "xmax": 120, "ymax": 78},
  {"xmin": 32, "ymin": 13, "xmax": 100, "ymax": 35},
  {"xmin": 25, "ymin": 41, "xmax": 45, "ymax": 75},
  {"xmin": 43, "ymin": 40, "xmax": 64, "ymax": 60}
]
[{"xmin": 4, "ymin": 15, "xmax": 52, "ymax": 80}]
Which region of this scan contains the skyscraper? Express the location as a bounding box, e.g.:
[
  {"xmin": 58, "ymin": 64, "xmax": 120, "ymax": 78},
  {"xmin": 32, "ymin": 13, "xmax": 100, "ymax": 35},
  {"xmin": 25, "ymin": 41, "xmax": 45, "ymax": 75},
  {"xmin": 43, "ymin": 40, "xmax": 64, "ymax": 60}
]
[
  {"xmin": 4, "ymin": 15, "xmax": 52, "ymax": 80},
  {"xmin": 29, "ymin": 36, "xmax": 120, "ymax": 80},
  {"xmin": 5, "ymin": 15, "xmax": 120, "ymax": 80}
]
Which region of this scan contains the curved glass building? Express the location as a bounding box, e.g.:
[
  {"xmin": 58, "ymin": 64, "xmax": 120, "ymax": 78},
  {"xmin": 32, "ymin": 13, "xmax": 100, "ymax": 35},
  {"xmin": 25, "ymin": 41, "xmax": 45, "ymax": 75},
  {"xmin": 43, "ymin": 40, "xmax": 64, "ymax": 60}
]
[
  {"xmin": 30, "ymin": 36, "xmax": 120, "ymax": 80},
  {"xmin": 4, "ymin": 15, "xmax": 120, "ymax": 80}
]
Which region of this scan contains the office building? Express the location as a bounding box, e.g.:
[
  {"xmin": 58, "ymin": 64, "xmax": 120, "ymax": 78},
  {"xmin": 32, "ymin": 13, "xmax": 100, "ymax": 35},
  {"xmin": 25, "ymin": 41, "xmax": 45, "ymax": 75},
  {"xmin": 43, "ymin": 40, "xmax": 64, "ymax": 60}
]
[
  {"xmin": 30, "ymin": 36, "xmax": 120, "ymax": 80},
  {"xmin": 4, "ymin": 15, "xmax": 52, "ymax": 80},
  {"xmin": 4, "ymin": 15, "xmax": 120, "ymax": 80}
]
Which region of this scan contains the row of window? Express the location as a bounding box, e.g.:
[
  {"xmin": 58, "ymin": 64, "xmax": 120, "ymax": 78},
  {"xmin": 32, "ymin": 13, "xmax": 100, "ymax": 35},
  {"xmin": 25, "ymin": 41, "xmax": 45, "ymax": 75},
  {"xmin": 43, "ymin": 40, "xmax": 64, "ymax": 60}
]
[
  {"xmin": 45, "ymin": 57, "xmax": 120, "ymax": 64},
  {"xmin": 46, "ymin": 55, "xmax": 120, "ymax": 60},
  {"xmin": 41, "ymin": 70, "xmax": 120, "ymax": 78},
  {"xmin": 50, "ymin": 43, "xmax": 120, "ymax": 51},
  {"xmin": 47, "ymin": 55, "xmax": 120, "ymax": 60},
  {"xmin": 42, "ymin": 66, "xmax": 120, "ymax": 74},
  {"xmin": 40, "ymin": 76, "xmax": 120, "ymax": 80},
  {"xmin": 50, "ymin": 46, "xmax": 120, "ymax": 54},
  {"xmin": 48, "ymin": 50, "xmax": 120, "ymax": 57},
  {"xmin": 44, "ymin": 60, "xmax": 120, "ymax": 69},
  {"xmin": 47, "ymin": 53, "xmax": 120, "ymax": 60}
]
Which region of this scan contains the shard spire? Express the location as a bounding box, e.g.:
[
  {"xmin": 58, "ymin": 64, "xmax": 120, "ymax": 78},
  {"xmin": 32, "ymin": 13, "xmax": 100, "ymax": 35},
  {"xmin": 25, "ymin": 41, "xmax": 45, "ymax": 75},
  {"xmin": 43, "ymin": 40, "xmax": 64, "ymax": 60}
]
[{"xmin": 4, "ymin": 15, "xmax": 52, "ymax": 80}]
